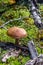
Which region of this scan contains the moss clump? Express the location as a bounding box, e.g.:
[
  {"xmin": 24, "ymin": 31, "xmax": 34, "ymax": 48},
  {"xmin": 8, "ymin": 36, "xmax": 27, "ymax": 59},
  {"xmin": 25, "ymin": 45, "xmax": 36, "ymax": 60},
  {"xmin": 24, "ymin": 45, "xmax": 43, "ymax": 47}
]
[
  {"xmin": 0, "ymin": 29, "xmax": 15, "ymax": 43},
  {"xmin": 0, "ymin": 3, "xmax": 43, "ymax": 65}
]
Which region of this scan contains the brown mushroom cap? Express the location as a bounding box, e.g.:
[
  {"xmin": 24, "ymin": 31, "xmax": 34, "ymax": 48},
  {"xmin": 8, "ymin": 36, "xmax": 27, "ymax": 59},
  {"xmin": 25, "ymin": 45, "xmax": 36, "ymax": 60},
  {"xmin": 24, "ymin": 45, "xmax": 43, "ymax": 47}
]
[{"xmin": 7, "ymin": 26, "xmax": 27, "ymax": 39}]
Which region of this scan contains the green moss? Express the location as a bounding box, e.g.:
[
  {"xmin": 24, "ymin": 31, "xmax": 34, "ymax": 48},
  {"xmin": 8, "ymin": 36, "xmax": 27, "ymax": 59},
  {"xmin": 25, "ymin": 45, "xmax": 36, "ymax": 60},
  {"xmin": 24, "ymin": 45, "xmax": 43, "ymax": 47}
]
[
  {"xmin": 0, "ymin": 3, "xmax": 43, "ymax": 65},
  {"xmin": 0, "ymin": 29, "xmax": 15, "ymax": 43}
]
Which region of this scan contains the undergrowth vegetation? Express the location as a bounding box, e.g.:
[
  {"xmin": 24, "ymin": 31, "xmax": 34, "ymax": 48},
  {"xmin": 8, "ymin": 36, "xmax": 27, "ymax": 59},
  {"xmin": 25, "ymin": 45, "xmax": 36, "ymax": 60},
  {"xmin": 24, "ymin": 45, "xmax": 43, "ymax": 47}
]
[{"xmin": 0, "ymin": 1, "xmax": 43, "ymax": 65}]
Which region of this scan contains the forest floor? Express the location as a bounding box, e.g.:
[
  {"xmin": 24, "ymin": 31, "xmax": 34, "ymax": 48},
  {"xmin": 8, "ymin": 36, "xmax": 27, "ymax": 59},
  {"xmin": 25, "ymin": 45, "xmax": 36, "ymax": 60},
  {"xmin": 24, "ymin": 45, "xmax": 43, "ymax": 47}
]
[{"xmin": 0, "ymin": 1, "xmax": 43, "ymax": 65}]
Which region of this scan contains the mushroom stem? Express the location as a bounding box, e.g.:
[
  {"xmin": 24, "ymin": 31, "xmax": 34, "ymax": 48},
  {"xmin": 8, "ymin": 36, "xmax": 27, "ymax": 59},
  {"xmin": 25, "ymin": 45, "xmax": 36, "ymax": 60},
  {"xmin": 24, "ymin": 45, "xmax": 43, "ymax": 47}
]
[{"xmin": 15, "ymin": 39, "xmax": 19, "ymax": 45}]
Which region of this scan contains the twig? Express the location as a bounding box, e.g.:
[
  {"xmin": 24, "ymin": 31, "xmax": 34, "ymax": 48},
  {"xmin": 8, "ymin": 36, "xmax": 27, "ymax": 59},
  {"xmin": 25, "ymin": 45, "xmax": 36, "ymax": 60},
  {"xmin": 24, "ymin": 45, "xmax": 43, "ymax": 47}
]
[{"xmin": 0, "ymin": 16, "xmax": 29, "ymax": 29}]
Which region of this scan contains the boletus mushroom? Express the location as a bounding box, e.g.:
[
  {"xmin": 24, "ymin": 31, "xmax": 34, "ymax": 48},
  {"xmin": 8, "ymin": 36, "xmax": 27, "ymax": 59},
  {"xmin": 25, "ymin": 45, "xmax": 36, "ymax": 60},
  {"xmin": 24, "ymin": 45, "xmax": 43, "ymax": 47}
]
[
  {"xmin": 9, "ymin": 0, "xmax": 16, "ymax": 5},
  {"xmin": 7, "ymin": 26, "xmax": 27, "ymax": 45}
]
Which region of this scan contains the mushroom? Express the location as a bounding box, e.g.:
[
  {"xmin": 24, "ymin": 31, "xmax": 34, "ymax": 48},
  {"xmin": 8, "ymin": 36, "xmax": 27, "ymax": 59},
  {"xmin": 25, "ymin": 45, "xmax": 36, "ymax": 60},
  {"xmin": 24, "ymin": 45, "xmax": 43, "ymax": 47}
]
[
  {"xmin": 7, "ymin": 26, "xmax": 27, "ymax": 45},
  {"xmin": 9, "ymin": 0, "xmax": 16, "ymax": 5}
]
